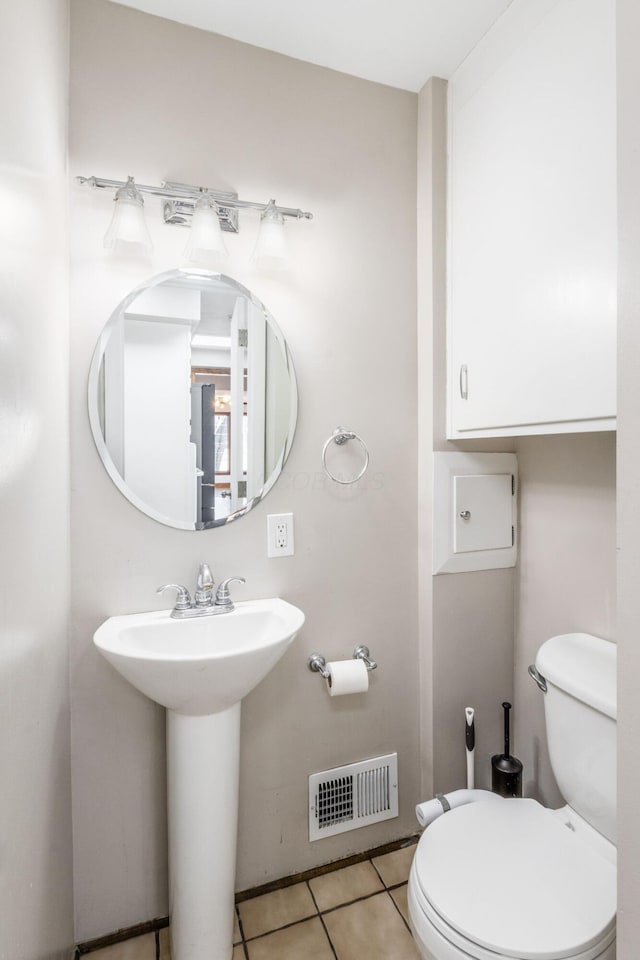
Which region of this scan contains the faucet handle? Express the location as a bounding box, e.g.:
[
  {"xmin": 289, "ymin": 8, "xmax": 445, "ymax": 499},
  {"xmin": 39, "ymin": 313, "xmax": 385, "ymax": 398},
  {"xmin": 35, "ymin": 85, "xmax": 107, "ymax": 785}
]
[
  {"xmin": 156, "ymin": 584, "xmax": 192, "ymax": 611},
  {"xmin": 214, "ymin": 577, "xmax": 246, "ymax": 608}
]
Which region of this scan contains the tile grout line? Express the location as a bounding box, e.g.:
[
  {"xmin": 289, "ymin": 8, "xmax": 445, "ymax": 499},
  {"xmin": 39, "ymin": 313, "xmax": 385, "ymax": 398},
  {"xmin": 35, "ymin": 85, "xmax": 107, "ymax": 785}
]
[
  {"xmin": 242, "ymin": 911, "xmax": 319, "ymax": 943},
  {"xmin": 368, "ymin": 854, "xmax": 415, "ymax": 934},
  {"xmin": 241, "ymin": 883, "xmax": 393, "ymax": 942},
  {"xmin": 320, "ymin": 885, "xmax": 392, "ymax": 917},
  {"xmin": 234, "ymin": 903, "xmax": 251, "ymax": 958},
  {"xmin": 387, "ymin": 885, "xmax": 413, "ymax": 935},
  {"xmin": 235, "ymin": 903, "xmax": 247, "ymax": 945},
  {"xmin": 369, "ymin": 856, "xmax": 387, "ymax": 888},
  {"xmin": 240, "ymin": 866, "xmax": 415, "ymax": 943},
  {"xmin": 306, "ymin": 879, "xmax": 339, "ymax": 960}
]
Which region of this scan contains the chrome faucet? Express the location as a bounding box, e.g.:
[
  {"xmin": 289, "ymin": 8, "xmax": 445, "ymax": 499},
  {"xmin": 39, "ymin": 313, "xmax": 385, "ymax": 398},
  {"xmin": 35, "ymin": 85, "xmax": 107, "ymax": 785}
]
[
  {"xmin": 157, "ymin": 564, "xmax": 245, "ymax": 618},
  {"xmin": 194, "ymin": 562, "xmax": 215, "ymax": 607}
]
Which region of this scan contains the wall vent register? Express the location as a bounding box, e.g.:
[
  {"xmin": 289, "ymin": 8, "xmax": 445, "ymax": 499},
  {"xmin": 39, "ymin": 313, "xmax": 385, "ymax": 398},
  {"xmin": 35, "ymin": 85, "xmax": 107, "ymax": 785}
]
[{"xmin": 309, "ymin": 753, "xmax": 398, "ymax": 841}]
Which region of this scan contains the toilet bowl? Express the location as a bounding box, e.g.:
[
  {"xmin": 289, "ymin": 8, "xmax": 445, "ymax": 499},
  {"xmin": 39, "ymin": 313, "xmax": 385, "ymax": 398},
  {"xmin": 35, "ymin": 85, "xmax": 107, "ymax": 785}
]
[
  {"xmin": 408, "ymin": 633, "xmax": 617, "ymax": 960},
  {"xmin": 408, "ymin": 798, "xmax": 616, "ymax": 960}
]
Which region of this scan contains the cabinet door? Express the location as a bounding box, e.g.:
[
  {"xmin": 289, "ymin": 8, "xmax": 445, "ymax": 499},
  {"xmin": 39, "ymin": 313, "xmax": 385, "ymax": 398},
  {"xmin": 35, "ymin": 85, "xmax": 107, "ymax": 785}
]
[{"xmin": 448, "ymin": 0, "xmax": 616, "ymax": 438}]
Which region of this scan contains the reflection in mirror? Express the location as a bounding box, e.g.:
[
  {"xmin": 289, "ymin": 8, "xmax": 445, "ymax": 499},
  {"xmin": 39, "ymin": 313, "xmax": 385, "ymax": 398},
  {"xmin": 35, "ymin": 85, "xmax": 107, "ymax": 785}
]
[{"xmin": 89, "ymin": 271, "xmax": 297, "ymax": 530}]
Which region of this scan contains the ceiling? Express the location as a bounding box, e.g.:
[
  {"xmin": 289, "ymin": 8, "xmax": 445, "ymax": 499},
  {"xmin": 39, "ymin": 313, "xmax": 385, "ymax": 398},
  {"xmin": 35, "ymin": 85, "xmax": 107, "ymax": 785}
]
[{"xmin": 110, "ymin": 0, "xmax": 513, "ymax": 92}]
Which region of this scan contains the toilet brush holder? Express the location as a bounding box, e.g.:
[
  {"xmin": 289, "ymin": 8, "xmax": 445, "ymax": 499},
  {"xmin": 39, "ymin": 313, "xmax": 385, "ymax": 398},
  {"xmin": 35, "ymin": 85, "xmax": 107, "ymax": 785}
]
[{"xmin": 491, "ymin": 701, "xmax": 523, "ymax": 797}]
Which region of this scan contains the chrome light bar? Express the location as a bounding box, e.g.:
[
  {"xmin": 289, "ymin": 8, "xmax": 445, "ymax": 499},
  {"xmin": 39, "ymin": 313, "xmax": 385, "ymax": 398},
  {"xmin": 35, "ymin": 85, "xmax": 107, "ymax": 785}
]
[{"xmin": 76, "ymin": 175, "xmax": 313, "ymax": 233}]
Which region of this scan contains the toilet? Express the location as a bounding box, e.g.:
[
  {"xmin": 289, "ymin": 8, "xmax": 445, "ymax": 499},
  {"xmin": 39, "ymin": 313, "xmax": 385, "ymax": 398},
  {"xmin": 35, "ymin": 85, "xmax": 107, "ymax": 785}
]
[{"xmin": 408, "ymin": 633, "xmax": 617, "ymax": 960}]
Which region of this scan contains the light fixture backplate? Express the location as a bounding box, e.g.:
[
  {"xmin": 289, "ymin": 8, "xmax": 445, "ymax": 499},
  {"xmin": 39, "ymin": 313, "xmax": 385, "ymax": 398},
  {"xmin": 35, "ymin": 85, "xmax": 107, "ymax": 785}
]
[{"xmin": 162, "ymin": 182, "xmax": 240, "ymax": 233}]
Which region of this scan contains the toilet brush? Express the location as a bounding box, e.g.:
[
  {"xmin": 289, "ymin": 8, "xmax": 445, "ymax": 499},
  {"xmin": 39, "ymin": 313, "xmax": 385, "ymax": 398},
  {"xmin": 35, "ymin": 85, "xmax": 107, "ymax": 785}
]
[
  {"xmin": 465, "ymin": 707, "xmax": 475, "ymax": 789},
  {"xmin": 491, "ymin": 701, "xmax": 523, "ymax": 797}
]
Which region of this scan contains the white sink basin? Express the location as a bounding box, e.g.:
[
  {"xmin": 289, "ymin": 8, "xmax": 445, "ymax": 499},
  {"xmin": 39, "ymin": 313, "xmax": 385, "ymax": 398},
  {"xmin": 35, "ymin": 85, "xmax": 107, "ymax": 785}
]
[{"xmin": 94, "ymin": 597, "xmax": 305, "ymax": 715}]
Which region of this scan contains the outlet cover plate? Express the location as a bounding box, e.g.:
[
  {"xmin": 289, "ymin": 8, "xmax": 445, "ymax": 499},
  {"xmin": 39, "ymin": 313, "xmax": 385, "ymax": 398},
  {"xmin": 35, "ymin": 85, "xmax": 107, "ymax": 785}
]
[{"xmin": 267, "ymin": 513, "xmax": 295, "ymax": 558}]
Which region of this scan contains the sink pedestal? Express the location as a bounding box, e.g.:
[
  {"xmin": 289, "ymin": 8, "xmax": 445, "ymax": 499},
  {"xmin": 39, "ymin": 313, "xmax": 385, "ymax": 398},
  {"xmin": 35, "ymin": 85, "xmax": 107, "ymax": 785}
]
[
  {"xmin": 167, "ymin": 705, "xmax": 241, "ymax": 960},
  {"xmin": 93, "ymin": 598, "xmax": 306, "ymax": 960}
]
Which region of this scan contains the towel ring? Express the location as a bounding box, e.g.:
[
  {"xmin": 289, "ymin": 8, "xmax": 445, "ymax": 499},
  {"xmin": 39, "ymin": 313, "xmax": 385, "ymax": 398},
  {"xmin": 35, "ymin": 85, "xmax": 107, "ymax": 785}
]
[{"xmin": 321, "ymin": 426, "xmax": 370, "ymax": 484}]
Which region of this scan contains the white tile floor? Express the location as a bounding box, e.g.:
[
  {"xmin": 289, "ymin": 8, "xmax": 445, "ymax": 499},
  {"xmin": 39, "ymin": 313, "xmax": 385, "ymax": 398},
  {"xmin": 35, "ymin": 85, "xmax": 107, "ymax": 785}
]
[{"xmin": 84, "ymin": 841, "xmax": 419, "ymax": 960}]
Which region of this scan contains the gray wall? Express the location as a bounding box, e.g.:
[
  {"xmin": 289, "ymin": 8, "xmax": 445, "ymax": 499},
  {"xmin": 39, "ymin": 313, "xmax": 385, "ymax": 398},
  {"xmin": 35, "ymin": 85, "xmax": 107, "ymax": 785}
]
[
  {"xmin": 616, "ymin": 0, "xmax": 640, "ymax": 954},
  {"xmin": 416, "ymin": 78, "xmax": 440, "ymax": 801},
  {"xmin": 0, "ymin": 1, "xmax": 74, "ymax": 958},
  {"xmin": 514, "ymin": 434, "xmax": 616, "ymax": 803},
  {"xmin": 69, "ymin": 0, "xmax": 420, "ymax": 940}
]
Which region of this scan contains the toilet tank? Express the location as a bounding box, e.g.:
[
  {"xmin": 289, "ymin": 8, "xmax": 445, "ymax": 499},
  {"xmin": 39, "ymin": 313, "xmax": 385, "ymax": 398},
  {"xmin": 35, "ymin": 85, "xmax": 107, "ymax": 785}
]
[{"xmin": 536, "ymin": 633, "xmax": 616, "ymax": 844}]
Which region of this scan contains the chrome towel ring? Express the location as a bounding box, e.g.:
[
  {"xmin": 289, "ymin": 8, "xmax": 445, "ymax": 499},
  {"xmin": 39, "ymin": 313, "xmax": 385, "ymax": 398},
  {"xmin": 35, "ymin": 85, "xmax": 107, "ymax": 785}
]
[{"xmin": 321, "ymin": 426, "xmax": 370, "ymax": 484}]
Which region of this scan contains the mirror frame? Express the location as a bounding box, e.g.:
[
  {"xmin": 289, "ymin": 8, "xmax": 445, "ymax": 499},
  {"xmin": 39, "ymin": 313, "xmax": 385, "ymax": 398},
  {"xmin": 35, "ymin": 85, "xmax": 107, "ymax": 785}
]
[{"xmin": 88, "ymin": 270, "xmax": 298, "ymax": 530}]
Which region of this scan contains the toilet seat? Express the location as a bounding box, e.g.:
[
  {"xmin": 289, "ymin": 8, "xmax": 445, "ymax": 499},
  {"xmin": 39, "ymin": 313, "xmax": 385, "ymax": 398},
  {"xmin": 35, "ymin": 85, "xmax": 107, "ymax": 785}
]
[
  {"xmin": 409, "ymin": 875, "xmax": 615, "ymax": 960},
  {"xmin": 410, "ymin": 799, "xmax": 616, "ymax": 960}
]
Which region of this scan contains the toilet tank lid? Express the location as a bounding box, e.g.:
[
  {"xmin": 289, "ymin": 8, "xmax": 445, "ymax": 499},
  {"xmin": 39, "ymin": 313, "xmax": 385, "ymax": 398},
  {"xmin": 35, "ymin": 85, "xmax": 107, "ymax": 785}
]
[{"xmin": 536, "ymin": 633, "xmax": 616, "ymax": 720}]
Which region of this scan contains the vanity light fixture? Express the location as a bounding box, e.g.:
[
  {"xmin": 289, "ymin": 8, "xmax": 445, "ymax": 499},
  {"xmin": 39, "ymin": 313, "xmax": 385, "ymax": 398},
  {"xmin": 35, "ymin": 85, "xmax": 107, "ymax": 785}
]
[
  {"xmin": 250, "ymin": 199, "xmax": 289, "ymax": 271},
  {"xmin": 102, "ymin": 176, "xmax": 153, "ymax": 253},
  {"xmin": 77, "ymin": 174, "xmax": 313, "ymax": 270},
  {"xmin": 180, "ymin": 191, "xmax": 228, "ymax": 274}
]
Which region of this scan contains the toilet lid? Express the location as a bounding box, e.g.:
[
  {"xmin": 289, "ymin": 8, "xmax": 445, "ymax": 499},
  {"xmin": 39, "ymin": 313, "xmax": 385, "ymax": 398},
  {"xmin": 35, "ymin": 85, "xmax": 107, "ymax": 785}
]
[{"xmin": 414, "ymin": 799, "xmax": 616, "ymax": 960}]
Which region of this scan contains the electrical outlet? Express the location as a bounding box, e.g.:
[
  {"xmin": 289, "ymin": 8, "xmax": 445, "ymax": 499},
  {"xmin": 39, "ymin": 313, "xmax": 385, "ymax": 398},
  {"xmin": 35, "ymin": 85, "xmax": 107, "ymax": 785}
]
[{"xmin": 267, "ymin": 513, "xmax": 295, "ymax": 558}]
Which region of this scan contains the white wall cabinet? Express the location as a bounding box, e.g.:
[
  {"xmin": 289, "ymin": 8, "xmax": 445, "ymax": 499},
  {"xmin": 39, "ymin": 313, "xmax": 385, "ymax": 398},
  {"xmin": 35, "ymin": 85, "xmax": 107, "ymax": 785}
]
[{"xmin": 447, "ymin": 0, "xmax": 616, "ymax": 439}]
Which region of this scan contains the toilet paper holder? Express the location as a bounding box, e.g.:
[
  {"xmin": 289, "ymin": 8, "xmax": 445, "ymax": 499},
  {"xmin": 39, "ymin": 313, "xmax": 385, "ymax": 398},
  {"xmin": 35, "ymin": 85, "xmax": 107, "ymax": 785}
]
[{"xmin": 308, "ymin": 645, "xmax": 378, "ymax": 678}]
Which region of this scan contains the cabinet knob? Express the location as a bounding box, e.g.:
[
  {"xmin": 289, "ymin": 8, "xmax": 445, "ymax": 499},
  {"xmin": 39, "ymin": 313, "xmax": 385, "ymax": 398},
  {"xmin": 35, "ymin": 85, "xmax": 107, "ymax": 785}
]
[
  {"xmin": 459, "ymin": 364, "xmax": 469, "ymax": 400},
  {"xmin": 459, "ymin": 510, "xmax": 471, "ymax": 520}
]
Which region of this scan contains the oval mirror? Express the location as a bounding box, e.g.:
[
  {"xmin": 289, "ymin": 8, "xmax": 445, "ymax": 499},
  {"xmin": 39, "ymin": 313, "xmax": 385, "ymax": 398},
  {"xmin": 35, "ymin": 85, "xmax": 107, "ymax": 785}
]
[{"xmin": 88, "ymin": 270, "xmax": 297, "ymax": 530}]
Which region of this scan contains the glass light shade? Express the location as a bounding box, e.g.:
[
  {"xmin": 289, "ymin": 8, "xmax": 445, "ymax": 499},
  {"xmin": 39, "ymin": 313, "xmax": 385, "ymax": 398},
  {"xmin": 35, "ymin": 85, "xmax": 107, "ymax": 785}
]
[
  {"xmin": 250, "ymin": 200, "xmax": 289, "ymax": 271},
  {"xmin": 180, "ymin": 193, "xmax": 228, "ymax": 275},
  {"xmin": 103, "ymin": 177, "xmax": 153, "ymax": 252}
]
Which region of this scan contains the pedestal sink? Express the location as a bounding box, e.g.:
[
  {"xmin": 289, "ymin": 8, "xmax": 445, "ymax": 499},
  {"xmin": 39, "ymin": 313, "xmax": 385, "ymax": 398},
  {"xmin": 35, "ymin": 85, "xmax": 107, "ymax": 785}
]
[{"xmin": 94, "ymin": 598, "xmax": 305, "ymax": 960}]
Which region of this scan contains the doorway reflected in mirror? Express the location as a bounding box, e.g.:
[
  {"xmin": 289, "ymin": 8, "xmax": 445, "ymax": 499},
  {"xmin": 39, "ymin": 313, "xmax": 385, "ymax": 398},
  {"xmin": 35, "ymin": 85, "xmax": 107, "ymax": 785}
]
[{"xmin": 89, "ymin": 270, "xmax": 297, "ymax": 530}]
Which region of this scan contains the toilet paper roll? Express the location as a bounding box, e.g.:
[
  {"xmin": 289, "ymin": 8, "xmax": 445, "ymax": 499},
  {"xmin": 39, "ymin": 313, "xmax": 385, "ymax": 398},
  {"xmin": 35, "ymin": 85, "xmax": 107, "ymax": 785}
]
[{"xmin": 326, "ymin": 658, "xmax": 369, "ymax": 696}]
